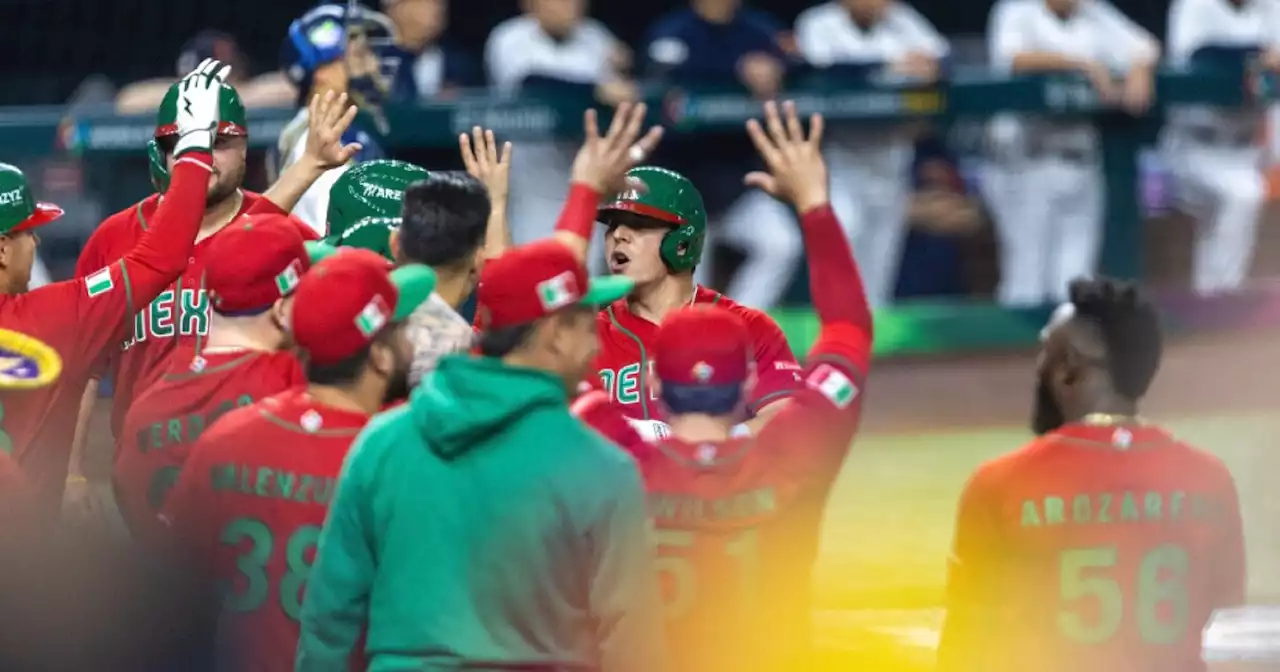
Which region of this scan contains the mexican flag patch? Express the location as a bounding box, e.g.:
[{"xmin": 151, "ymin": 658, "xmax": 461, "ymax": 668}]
[
  {"xmin": 85, "ymin": 267, "xmax": 114, "ymax": 297},
  {"xmin": 536, "ymin": 271, "xmax": 579, "ymax": 311},
  {"xmin": 806, "ymin": 363, "xmax": 858, "ymax": 409}
]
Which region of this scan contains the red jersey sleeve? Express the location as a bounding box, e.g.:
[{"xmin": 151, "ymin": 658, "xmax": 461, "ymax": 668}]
[
  {"xmin": 571, "ymin": 390, "xmax": 648, "ymax": 453},
  {"xmin": 742, "ymin": 311, "xmax": 802, "ymax": 414},
  {"xmin": 935, "ymin": 462, "xmax": 1006, "ymax": 671},
  {"xmin": 245, "ymin": 197, "xmax": 320, "ymax": 240}
]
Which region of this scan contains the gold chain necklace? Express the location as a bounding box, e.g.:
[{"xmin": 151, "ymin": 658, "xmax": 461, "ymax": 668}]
[{"xmin": 1079, "ymin": 412, "xmax": 1145, "ymax": 426}]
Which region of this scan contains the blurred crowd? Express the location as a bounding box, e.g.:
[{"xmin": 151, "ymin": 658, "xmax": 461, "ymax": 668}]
[{"xmin": 26, "ymin": 0, "xmax": 1280, "ymax": 310}]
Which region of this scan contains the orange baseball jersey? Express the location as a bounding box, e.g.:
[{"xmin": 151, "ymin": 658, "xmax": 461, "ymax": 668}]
[
  {"xmin": 75, "ymin": 192, "xmax": 316, "ymax": 450},
  {"xmin": 115, "ymin": 349, "xmax": 305, "ymax": 539},
  {"xmin": 576, "ymin": 321, "xmax": 870, "ymax": 671},
  {"xmin": 161, "ymin": 388, "xmax": 370, "ymax": 672},
  {"xmin": 935, "ymin": 421, "xmax": 1246, "ymax": 672},
  {"xmin": 589, "ymin": 286, "xmax": 802, "ymax": 421},
  {"xmin": 0, "ymin": 157, "xmax": 215, "ymax": 508}
]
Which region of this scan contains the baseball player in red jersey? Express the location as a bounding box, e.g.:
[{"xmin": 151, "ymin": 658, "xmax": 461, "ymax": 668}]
[
  {"xmin": 161, "ymin": 249, "xmax": 435, "ymax": 672},
  {"xmin": 935, "ymin": 280, "xmax": 1246, "ymax": 672},
  {"xmin": 0, "ymin": 60, "xmax": 238, "ymax": 511},
  {"xmin": 115, "ymin": 216, "xmax": 327, "ymax": 540},
  {"xmin": 542, "ymin": 110, "xmax": 801, "ymax": 436},
  {"xmin": 573, "ymin": 102, "xmax": 872, "ymax": 671},
  {"xmin": 67, "ymin": 89, "xmax": 362, "ymax": 506}
]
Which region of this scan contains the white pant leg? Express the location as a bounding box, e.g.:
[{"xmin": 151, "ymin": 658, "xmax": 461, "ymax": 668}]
[
  {"xmin": 28, "ymin": 253, "xmax": 51, "ymax": 289},
  {"xmin": 716, "ymin": 189, "xmax": 802, "ymax": 310},
  {"xmin": 507, "ymin": 141, "xmax": 573, "ymax": 245},
  {"xmin": 1046, "ymin": 158, "xmax": 1105, "ymax": 302},
  {"xmin": 826, "ymin": 141, "xmax": 910, "ymax": 307},
  {"xmin": 989, "ymin": 159, "xmax": 1057, "ymax": 307},
  {"xmin": 1174, "ymin": 147, "xmax": 1265, "ymax": 295}
]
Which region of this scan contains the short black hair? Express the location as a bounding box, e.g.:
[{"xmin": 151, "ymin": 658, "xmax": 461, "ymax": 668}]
[
  {"xmin": 305, "ymin": 326, "xmax": 396, "ymax": 386},
  {"xmin": 661, "ymin": 382, "xmax": 744, "ymax": 416},
  {"xmin": 1068, "ymin": 277, "xmax": 1162, "ymax": 399},
  {"xmin": 400, "ymin": 171, "xmax": 491, "ymax": 268},
  {"xmin": 476, "ymin": 323, "xmax": 536, "ymax": 358}
]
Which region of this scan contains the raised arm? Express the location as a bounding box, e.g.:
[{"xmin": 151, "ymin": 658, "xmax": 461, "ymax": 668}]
[
  {"xmin": 258, "ymin": 90, "xmax": 362, "ymax": 218},
  {"xmin": 459, "ymin": 126, "xmax": 513, "ymax": 259}
]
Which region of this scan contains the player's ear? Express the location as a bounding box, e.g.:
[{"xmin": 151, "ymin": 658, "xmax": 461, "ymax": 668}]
[{"xmin": 271, "ymin": 296, "xmax": 292, "ymax": 332}]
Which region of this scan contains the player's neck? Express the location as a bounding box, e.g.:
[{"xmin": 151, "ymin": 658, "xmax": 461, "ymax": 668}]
[
  {"xmin": 1068, "ymin": 390, "xmax": 1139, "ymax": 425},
  {"xmin": 670, "ymin": 414, "xmax": 734, "ymax": 443},
  {"xmin": 199, "ymin": 190, "xmax": 244, "ymax": 239},
  {"xmin": 628, "ymin": 276, "xmax": 697, "ymax": 324},
  {"xmin": 204, "ymin": 315, "xmax": 282, "ymax": 354},
  {"xmin": 432, "ymin": 268, "xmax": 472, "ymax": 310},
  {"xmin": 306, "ymin": 383, "xmax": 378, "ymax": 416}
]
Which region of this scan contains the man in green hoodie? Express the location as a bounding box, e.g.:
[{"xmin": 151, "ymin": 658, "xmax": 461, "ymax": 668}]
[{"xmin": 298, "ymin": 102, "xmax": 670, "ymax": 672}]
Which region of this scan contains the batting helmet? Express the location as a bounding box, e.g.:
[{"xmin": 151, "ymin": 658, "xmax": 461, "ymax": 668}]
[
  {"xmin": 280, "ymin": 2, "xmax": 400, "ymax": 109},
  {"xmin": 325, "ymin": 159, "xmax": 429, "ymax": 259},
  {"xmin": 598, "ymin": 166, "xmax": 707, "ymax": 273},
  {"xmin": 148, "ymin": 81, "xmax": 248, "ymax": 192}
]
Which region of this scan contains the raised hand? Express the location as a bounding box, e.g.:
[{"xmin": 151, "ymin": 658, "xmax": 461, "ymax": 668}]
[
  {"xmin": 459, "ymin": 126, "xmax": 512, "ymax": 205},
  {"xmin": 174, "ymin": 58, "xmax": 232, "ymax": 157},
  {"xmin": 304, "ymin": 90, "xmax": 363, "ymax": 170},
  {"xmin": 744, "ymin": 100, "xmax": 829, "ymax": 213},
  {"xmin": 569, "ymin": 101, "xmax": 664, "ymax": 194}
]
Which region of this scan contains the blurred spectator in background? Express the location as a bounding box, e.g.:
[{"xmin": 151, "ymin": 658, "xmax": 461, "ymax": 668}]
[
  {"xmin": 895, "ymin": 135, "xmax": 983, "ymax": 298},
  {"xmin": 795, "ymin": 0, "xmax": 949, "ymax": 307},
  {"xmin": 115, "ymin": 30, "xmax": 294, "ymax": 113},
  {"xmin": 1162, "ymin": 0, "xmax": 1280, "ymax": 297},
  {"xmin": 276, "ymin": 3, "xmax": 399, "ymax": 234},
  {"xmin": 382, "ymin": 0, "xmax": 482, "ymax": 99},
  {"xmin": 485, "ymin": 0, "xmax": 634, "ymax": 269},
  {"xmin": 641, "ymin": 0, "xmax": 801, "ymax": 308},
  {"xmin": 983, "ymin": 0, "xmax": 1156, "ymax": 307}
]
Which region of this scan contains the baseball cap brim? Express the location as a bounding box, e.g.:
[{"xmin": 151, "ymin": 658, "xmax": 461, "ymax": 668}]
[
  {"xmin": 580, "ymin": 275, "xmax": 635, "ymax": 307},
  {"xmin": 390, "ymin": 264, "xmax": 437, "ymax": 321},
  {"xmin": 305, "ymin": 240, "xmax": 340, "ymax": 264},
  {"xmin": 8, "ymin": 202, "xmax": 65, "ymax": 234}
]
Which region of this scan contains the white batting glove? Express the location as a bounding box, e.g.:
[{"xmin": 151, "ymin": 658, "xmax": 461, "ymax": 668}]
[
  {"xmin": 625, "ymin": 418, "xmax": 673, "ymax": 443},
  {"xmin": 174, "ymin": 58, "xmax": 232, "ymax": 157}
]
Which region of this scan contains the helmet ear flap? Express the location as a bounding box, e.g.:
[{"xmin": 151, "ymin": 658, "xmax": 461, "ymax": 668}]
[
  {"xmin": 147, "ymin": 140, "xmax": 170, "ymax": 193},
  {"xmin": 660, "ymin": 223, "xmax": 704, "ymax": 273}
]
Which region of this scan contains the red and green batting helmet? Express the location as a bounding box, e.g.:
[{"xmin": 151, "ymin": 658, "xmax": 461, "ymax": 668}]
[
  {"xmin": 147, "ymin": 80, "xmax": 248, "ymax": 192},
  {"xmin": 597, "ymin": 166, "xmax": 707, "ymax": 273}
]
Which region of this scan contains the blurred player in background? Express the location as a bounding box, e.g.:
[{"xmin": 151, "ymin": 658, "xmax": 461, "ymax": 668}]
[
  {"xmin": 556, "ymin": 160, "xmax": 801, "ymax": 439},
  {"xmin": 936, "ymin": 279, "xmax": 1245, "ymax": 671},
  {"xmin": 68, "ymin": 87, "xmax": 359, "ymax": 522},
  {"xmin": 1163, "ymin": 0, "xmax": 1280, "ymax": 296},
  {"xmin": 1, "ymin": 60, "xmax": 227, "ymax": 514},
  {"xmin": 574, "ymin": 101, "xmax": 871, "ymax": 671},
  {"xmin": 114, "ymin": 217, "xmax": 323, "ymax": 541},
  {"xmin": 115, "ymin": 30, "xmax": 295, "ymax": 113},
  {"xmin": 276, "ymin": 1, "xmax": 402, "ymax": 234},
  {"xmin": 794, "ymin": 0, "xmax": 950, "ymax": 308},
  {"xmin": 162, "ymin": 249, "xmax": 435, "ymax": 672},
  {"xmin": 983, "ymin": 0, "xmax": 1157, "ymax": 307}
]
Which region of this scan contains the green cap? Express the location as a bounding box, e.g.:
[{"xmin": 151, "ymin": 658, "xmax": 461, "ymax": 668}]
[
  {"xmin": 390, "ymin": 264, "xmax": 437, "ymax": 321},
  {"xmin": 0, "ymin": 163, "xmax": 64, "ymax": 236},
  {"xmin": 304, "ymin": 240, "xmax": 340, "ymax": 265},
  {"xmin": 598, "ymin": 166, "xmax": 707, "ymax": 272},
  {"xmin": 327, "ymin": 160, "xmax": 429, "ymax": 242},
  {"xmin": 324, "ymin": 216, "xmax": 397, "ymax": 261},
  {"xmin": 154, "ymin": 81, "xmax": 248, "ymax": 138}
]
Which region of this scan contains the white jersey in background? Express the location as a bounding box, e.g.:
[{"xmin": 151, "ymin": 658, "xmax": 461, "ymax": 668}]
[
  {"xmin": 795, "ymin": 1, "xmax": 950, "ymax": 308},
  {"xmin": 275, "ymin": 108, "xmax": 344, "ymax": 238},
  {"xmin": 983, "ymin": 0, "xmax": 1156, "ymax": 307},
  {"xmin": 484, "ymin": 16, "xmax": 618, "ymax": 274},
  {"xmin": 1162, "ymin": 0, "xmax": 1280, "ymax": 295}
]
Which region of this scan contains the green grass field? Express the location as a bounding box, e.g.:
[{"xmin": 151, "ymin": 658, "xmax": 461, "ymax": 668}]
[{"xmin": 809, "ymin": 413, "xmax": 1280, "ymax": 668}]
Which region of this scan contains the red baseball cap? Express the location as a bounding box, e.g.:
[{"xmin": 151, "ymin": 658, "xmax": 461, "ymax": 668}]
[
  {"xmin": 475, "ymin": 239, "xmax": 635, "ymax": 330},
  {"xmin": 291, "ymin": 248, "xmax": 437, "ymax": 366},
  {"xmin": 653, "ymin": 305, "xmax": 753, "ymax": 387},
  {"xmin": 205, "ymin": 214, "xmax": 319, "ymax": 314}
]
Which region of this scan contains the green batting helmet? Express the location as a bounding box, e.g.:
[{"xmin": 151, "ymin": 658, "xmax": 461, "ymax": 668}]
[
  {"xmin": 598, "ymin": 166, "xmax": 706, "ymax": 273},
  {"xmin": 149, "ymin": 80, "xmax": 248, "ymax": 192},
  {"xmin": 325, "ymin": 160, "xmax": 429, "ymax": 260}
]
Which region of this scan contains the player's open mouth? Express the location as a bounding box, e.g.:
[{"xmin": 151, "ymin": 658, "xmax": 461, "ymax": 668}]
[{"xmin": 609, "ymin": 251, "xmax": 630, "ymax": 273}]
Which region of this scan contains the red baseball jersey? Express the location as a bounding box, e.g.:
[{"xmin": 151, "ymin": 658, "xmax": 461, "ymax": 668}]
[
  {"xmin": 162, "ymin": 388, "xmax": 370, "ymax": 672},
  {"xmin": 0, "ymin": 157, "xmax": 215, "ymax": 508},
  {"xmin": 576, "ymin": 321, "xmax": 870, "ymax": 671},
  {"xmin": 590, "ymin": 286, "xmax": 802, "ymax": 422},
  {"xmin": 115, "ymin": 348, "xmax": 305, "ymax": 539},
  {"xmin": 75, "ymin": 192, "xmax": 316, "ymax": 451},
  {"xmin": 935, "ymin": 422, "xmax": 1246, "ymax": 672}
]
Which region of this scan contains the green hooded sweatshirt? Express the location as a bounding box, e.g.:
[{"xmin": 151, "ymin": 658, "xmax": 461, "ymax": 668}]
[{"xmin": 296, "ymin": 354, "xmax": 668, "ymax": 672}]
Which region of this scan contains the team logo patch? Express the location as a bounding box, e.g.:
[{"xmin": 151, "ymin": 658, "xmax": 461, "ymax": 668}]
[
  {"xmin": 300, "ymin": 409, "xmax": 323, "ymax": 433},
  {"xmin": 276, "ymin": 259, "xmax": 303, "ymax": 296},
  {"xmin": 695, "ymin": 443, "xmax": 717, "ymax": 464},
  {"xmin": 536, "ymin": 271, "xmax": 580, "ymax": 312},
  {"xmin": 806, "ymin": 364, "xmax": 858, "ymax": 409},
  {"xmin": 615, "ymin": 176, "xmax": 649, "ymax": 202},
  {"xmin": 189, "ymin": 356, "xmax": 207, "ymax": 373},
  {"xmin": 1112, "ymin": 428, "xmax": 1132, "ymax": 450},
  {"xmin": 85, "ymin": 267, "xmax": 114, "ymax": 297},
  {"xmin": 692, "ymin": 361, "xmax": 714, "ymax": 383},
  {"xmin": 355, "ymin": 294, "xmax": 391, "ymax": 337}
]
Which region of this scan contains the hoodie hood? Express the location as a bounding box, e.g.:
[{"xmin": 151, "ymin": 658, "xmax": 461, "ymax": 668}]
[{"xmin": 411, "ymin": 354, "xmax": 569, "ymax": 459}]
